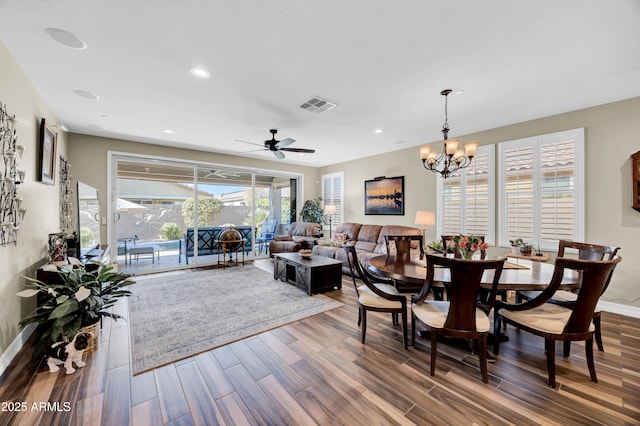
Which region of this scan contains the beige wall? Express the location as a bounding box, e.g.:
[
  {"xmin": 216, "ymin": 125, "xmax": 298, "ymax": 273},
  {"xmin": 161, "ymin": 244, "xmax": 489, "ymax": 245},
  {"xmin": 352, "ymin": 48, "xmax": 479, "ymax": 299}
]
[
  {"xmin": 67, "ymin": 134, "xmax": 320, "ymax": 238},
  {"xmin": 0, "ymin": 43, "xmax": 68, "ymax": 355},
  {"xmin": 320, "ymin": 96, "xmax": 640, "ymax": 307}
]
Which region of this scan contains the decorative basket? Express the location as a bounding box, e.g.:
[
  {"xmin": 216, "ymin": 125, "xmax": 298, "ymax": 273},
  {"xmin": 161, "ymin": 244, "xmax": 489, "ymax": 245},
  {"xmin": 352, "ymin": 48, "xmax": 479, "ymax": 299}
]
[{"xmin": 80, "ymin": 321, "xmax": 100, "ymax": 354}]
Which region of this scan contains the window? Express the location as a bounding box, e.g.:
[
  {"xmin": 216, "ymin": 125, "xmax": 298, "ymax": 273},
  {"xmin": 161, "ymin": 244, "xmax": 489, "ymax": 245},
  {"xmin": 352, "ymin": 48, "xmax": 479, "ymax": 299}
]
[
  {"xmin": 437, "ymin": 145, "xmax": 495, "ymax": 243},
  {"xmin": 498, "ymin": 128, "xmax": 584, "ymax": 250},
  {"xmin": 321, "ymin": 171, "xmax": 344, "ymax": 228}
]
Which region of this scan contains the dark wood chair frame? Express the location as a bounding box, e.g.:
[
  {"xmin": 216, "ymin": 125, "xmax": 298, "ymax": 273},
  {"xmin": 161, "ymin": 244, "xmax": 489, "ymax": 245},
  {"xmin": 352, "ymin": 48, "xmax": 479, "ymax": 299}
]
[
  {"xmin": 411, "ymin": 254, "xmax": 506, "ymax": 383},
  {"xmin": 343, "ymin": 245, "xmax": 408, "ymax": 350},
  {"xmin": 517, "ymin": 240, "xmax": 620, "ymax": 353},
  {"xmin": 494, "ymin": 256, "xmax": 621, "ymax": 388},
  {"xmin": 384, "ymin": 234, "xmax": 425, "ymax": 259}
]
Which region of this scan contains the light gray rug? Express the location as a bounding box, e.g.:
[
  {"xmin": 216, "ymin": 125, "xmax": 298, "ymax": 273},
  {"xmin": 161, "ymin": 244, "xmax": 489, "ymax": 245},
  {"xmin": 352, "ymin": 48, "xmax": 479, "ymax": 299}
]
[{"xmin": 128, "ymin": 264, "xmax": 343, "ymax": 374}]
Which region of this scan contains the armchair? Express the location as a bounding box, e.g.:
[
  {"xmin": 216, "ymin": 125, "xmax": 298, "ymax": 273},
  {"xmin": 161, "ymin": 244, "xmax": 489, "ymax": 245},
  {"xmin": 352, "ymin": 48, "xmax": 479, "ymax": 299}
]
[{"xmin": 494, "ymin": 256, "xmax": 622, "ymax": 387}]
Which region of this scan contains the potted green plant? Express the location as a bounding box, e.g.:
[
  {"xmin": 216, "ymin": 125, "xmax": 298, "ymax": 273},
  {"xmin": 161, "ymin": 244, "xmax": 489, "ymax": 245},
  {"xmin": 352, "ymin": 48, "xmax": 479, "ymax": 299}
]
[
  {"xmin": 300, "ymin": 197, "xmax": 324, "ymax": 224},
  {"xmin": 519, "ymin": 242, "xmax": 534, "ymax": 256},
  {"xmin": 17, "ymin": 260, "xmax": 135, "ymax": 356},
  {"xmin": 509, "ymin": 238, "xmax": 524, "ymax": 254}
]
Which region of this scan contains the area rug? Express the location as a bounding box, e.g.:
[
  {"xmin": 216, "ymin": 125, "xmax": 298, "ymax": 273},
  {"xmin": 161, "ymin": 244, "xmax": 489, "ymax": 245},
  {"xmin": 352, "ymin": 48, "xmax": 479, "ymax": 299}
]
[{"xmin": 128, "ymin": 264, "xmax": 343, "ymax": 374}]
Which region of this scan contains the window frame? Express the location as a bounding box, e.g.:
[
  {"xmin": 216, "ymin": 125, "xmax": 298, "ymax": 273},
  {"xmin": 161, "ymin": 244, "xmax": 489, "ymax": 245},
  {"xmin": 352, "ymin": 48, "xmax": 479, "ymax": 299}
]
[{"xmin": 497, "ymin": 128, "xmax": 585, "ymax": 251}]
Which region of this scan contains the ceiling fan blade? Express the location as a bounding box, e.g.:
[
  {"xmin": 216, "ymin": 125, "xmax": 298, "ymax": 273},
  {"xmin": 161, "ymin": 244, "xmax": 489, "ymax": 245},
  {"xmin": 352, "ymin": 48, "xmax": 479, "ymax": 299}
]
[
  {"xmin": 273, "ymin": 150, "xmax": 285, "ymax": 159},
  {"xmin": 280, "ymin": 147, "xmax": 315, "ymax": 153},
  {"xmin": 275, "ymin": 138, "xmax": 295, "ymax": 148},
  {"xmin": 235, "ymin": 139, "xmax": 265, "ymax": 148}
]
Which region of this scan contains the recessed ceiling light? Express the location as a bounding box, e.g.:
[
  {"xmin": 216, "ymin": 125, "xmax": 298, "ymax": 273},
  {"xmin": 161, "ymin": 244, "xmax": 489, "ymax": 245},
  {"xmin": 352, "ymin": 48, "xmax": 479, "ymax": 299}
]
[
  {"xmin": 73, "ymin": 89, "xmax": 100, "ymax": 100},
  {"xmin": 394, "ymin": 140, "xmax": 406, "ymax": 145},
  {"xmin": 163, "ymin": 129, "xmax": 175, "ymax": 134},
  {"xmin": 190, "ymin": 66, "xmax": 211, "ymax": 79},
  {"xmin": 101, "ymin": 114, "xmax": 109, "ymax": 118},
  {"xmin": 374, "ymin": 129, "xmax": 383, "ymax": 134},
  {"xmin": 45, "ymin": 28, "xmax": 87, "ymax": 49}
]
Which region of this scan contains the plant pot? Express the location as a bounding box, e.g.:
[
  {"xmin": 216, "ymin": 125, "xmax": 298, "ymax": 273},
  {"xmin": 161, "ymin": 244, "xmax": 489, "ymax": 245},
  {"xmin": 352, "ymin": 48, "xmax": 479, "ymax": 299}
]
[
  {"xmin": 519, "ymin": 247, "xmax": 533, "ymax": 256},
  {"xmin": 80, "ymin": 321, "xmax": 100, "ymax": 354},
  {"xmin": 511, "ymin": 246, "xmax": 519, "ymax": 254}
]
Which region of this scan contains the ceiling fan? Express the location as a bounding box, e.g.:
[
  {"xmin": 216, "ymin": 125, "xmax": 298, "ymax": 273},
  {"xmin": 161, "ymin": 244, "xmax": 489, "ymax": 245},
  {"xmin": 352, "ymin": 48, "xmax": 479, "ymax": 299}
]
[
  {"xmin": 203, "ymin": 169, "xmax": 240, "ymax": 179},
  {"xmin": 237, "ymin": 129, "xmax": 315, "ymax": 159}
]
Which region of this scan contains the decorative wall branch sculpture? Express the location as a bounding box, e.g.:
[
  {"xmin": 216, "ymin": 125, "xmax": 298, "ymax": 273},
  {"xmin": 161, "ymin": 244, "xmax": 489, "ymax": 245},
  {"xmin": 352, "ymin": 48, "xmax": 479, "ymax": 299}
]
[
  {"xmin": 59, "ymin": 157, "xmax": 73, "ymax": 232},
  {"xmin": 0, "ymin": 102, "xmax": 25, "ymax": 246}
]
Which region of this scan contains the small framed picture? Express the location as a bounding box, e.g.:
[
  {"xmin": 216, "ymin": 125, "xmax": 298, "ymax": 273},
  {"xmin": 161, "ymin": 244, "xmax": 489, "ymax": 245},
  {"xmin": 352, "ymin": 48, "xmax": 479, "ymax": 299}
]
[
  {"xmin": 38, "ymin": 118, "xmax": 57, "ymax": 185},
  {"xmin": 364, "ymin": 176, "xmax": 405, "ymax": 215}
]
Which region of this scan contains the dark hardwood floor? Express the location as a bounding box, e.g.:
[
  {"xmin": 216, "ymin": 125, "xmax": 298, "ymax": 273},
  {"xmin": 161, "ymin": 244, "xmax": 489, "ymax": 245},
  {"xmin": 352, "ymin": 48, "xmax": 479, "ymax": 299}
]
[{"xmin": 2, "ymin": 267, "xmax": 640, "ymax": 425}]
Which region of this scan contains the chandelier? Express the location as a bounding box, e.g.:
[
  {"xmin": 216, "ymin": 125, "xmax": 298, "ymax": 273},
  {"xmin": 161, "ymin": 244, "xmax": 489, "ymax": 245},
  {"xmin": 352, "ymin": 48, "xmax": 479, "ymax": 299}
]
[{"xmin": 419, "ymin": 89, "xmax": 478, "ymax": 179}]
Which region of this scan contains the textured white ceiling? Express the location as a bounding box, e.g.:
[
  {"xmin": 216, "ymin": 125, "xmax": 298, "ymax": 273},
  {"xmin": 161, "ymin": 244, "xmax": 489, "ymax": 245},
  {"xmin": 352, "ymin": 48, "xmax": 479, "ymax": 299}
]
[{"xmin": 1, "ymin": 0, "xmax": 639, "ymax": 167}]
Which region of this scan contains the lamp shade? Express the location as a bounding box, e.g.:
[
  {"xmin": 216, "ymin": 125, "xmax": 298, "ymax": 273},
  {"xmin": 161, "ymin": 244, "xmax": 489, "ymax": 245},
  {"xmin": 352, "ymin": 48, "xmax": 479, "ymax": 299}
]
[
  {"xmin": 325, "ymin": 205, "xmax": 337, "ymax": 215},
  {"xmin": 415, "ymin": 210, "xmax": 435, "ymax": 226}
]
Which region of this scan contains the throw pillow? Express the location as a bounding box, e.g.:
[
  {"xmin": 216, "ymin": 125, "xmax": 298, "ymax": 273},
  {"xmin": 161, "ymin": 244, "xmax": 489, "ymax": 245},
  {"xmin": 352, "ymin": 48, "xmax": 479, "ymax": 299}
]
[{"xmin": 332, "ymin": 233, "xmax": 347, "ymax": 247}]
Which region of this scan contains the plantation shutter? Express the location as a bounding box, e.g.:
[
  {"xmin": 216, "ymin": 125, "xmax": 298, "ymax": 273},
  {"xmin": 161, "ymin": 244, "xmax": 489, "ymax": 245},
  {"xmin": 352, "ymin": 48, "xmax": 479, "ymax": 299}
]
[
  {"xmin": 438, "ymin": 145, "xmax": 494, "ymax": 243},
  {"xmin": 499, "ymin": 128, "xmax": 584, "ymax": 250},
  {"xmin": 321, "ymin": 171, "xmax": 344, "ymax": 227}
]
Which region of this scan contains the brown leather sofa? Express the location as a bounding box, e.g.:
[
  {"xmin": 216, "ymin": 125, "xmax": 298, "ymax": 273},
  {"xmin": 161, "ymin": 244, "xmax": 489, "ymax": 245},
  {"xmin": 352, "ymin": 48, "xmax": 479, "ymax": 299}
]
[
  {"xmin": 269, "ymin": 222, "xmax": 323, "ymax": 256},
  {"xmin": 312, "ymin": 222, "xmax": 422, "ymax": 278}
]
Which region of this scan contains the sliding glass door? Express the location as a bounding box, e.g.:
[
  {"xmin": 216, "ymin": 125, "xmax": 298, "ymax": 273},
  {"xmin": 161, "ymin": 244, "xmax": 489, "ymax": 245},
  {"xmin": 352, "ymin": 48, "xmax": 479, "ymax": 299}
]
[{"xmin": 108, "ymin": 153, "xmax": 300, "ymax": 273}]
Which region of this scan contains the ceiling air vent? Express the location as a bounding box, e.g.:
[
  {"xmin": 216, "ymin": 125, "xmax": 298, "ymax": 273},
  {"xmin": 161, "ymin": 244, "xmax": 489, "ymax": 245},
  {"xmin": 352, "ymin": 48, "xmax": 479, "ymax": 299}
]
[{"xmin": 299, "ymin": 96, "xmax": 337, "ymax": 114}]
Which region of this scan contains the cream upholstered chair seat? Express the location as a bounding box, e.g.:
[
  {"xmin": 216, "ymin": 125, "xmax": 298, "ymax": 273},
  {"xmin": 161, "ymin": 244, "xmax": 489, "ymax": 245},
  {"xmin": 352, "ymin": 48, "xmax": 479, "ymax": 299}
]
[
  {"xmin": 499, "ymin": 303, "xmax": 595, "ymax": 335},
  {"xmin": 413, "ymin": 300, "xmax": 491, "ymax": 332},
  {"xmin": 411, "ymin": 254, "xmax": 506, "ymax": 383},
  {"xmin": 494, "ymin": 255, "xmax": 621, "ymax": 387},
  {"xmin": 343, "ymin": 244, "xmax": 408, "ymax": 349},
  {"xmin": 357, "ymin": 283, "xmax": 403, "ymax": 309}
]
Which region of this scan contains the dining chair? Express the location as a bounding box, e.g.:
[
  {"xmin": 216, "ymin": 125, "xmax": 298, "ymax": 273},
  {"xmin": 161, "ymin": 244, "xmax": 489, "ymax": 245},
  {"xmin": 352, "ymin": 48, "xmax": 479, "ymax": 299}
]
[
  {"xmin": 517, "ymin": 240, "xmax": 620, "ymax": 353},
  {"xmin": 411, "ymin": 253, "xmax": 506, "ymax": 383},
  {"xmin": 384, "ymin": 234, "xmax": 425, "ymax": 259},
  {"xmin": 494, "ymin": 255, "xmax": 621, "ymax": 388},
  {"xmin": 343, "ymin": 245, "xmax": 408, "ymax": 350}
]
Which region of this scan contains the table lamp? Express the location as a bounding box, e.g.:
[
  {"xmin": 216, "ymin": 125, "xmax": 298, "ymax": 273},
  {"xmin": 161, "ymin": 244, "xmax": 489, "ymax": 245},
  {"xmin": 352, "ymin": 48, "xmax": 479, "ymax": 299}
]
[
  {"xmin": 414, "ymin": 210, "xmax": 435, "ymax": 248},
  {"xmin": 325, "ymin": 205, "xmax": 337, "ymax": 238}
]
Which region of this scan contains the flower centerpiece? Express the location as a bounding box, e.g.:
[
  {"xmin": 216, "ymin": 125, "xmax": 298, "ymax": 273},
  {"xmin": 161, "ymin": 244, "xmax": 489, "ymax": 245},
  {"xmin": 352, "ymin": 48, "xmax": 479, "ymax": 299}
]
[{"xmin": 448, "ymin": 235, "xmax": 489, "ymax": 260}]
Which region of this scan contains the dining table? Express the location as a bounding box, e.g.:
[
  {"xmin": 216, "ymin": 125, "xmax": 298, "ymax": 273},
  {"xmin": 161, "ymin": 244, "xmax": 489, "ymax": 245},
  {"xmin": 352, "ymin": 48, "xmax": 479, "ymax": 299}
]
[{"xmin": 368, "ymin": 253, "xmax": 580, "ymax": 292}]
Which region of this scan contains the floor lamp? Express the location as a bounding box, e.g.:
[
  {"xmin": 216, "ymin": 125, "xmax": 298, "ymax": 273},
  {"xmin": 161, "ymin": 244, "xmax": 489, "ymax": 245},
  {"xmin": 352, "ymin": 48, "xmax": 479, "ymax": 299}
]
[
  {"xmin": 325, "ymin": 205, "xmax": 337, "ymax": 238},
  {"xmin": 415, "ymin": 211, "xmax": 435, "ymax": 249}
]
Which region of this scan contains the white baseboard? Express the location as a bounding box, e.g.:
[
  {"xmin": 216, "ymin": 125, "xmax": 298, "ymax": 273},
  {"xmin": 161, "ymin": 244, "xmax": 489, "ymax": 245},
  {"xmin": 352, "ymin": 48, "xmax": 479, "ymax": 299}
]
[
  {"xmin": 0, "ymin": 323, "xmax": 37, "ymax": 377},
  {"xmin": 599, "ymin": 301, "xmax": 640, "ymax": 319}
]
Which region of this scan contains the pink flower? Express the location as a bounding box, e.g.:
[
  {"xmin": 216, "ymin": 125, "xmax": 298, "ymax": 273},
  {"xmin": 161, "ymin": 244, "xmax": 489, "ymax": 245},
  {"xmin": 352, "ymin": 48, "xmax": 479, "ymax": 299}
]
[
  {"xmin": 470, "ymin": 243, "xmax": 479, "ymax": 252},
  {"xmin": 480, "ymin": 242, "xmax": 489, "ymax": 250},
  {"xmin": 459, "ymin": 236, "xmax": 468, "ymax": 248}
]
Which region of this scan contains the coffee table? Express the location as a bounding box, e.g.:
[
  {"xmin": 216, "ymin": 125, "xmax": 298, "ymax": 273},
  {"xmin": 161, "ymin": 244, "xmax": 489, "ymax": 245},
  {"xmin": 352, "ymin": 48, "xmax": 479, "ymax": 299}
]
[{"xmin": 273, "ymin": 252, "xmax": 342, "ymax": 295}]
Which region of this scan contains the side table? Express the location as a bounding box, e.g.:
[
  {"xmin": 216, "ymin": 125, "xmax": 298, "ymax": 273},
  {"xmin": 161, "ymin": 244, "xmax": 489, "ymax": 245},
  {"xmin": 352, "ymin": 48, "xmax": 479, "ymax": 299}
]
[{"xmin": 505, "ymin": 252, "xmax": 550, "ymax": 263}]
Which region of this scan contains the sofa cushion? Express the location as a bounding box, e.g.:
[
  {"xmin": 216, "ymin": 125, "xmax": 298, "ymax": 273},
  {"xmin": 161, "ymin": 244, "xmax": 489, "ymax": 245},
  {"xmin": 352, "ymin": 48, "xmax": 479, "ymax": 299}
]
[
  {"xmin": 353, "ymin": 224, "xmax": 382, "ymax": 252},
  {"xmin": 333, "ymin": 223, "xmax": 362, "ymax": 241},
  {"xmin": 313, "ymin": 245, "xmax": 340, "ymax": 259},
  {"xmin": 289, "ymin": 221, "xmax": 321, "ymax": 237}
]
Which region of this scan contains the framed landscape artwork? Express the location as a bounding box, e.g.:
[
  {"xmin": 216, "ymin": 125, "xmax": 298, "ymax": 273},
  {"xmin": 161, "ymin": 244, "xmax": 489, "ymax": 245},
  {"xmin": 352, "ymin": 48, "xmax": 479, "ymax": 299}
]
[
  {"xmin": 38, "ymin": 118, "xmax": 57, "ymax": 185},
  {"xmin": 364, "ymin": 176, "xmax": 405, "ymax": 215}
]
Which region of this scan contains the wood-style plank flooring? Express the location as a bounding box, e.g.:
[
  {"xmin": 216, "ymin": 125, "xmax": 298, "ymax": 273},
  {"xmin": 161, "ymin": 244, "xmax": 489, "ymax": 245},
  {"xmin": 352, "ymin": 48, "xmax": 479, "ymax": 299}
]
[{"xmin": 2, "ymin": 265, "xmax": 640, "ymax": 425}]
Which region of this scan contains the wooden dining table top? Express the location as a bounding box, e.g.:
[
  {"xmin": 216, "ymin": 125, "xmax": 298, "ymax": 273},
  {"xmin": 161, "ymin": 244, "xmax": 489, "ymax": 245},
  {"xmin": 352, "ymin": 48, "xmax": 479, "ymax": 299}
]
[{"xmin": 369, "ymin": 253, "xmax": 580, "ymax": 291}]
